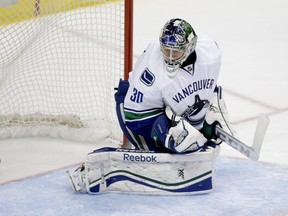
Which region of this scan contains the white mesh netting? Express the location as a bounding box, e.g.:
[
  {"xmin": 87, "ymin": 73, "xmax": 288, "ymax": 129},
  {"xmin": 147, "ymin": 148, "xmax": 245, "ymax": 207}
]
[{"xmin": 0, "ymin": 0, "xmax": 126, "ymax": 142}]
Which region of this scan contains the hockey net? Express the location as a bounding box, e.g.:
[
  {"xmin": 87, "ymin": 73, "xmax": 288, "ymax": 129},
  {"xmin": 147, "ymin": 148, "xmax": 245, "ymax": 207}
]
[{"xmin": 0, "ymin": 0, "xmax": 132, "ymax": 143}]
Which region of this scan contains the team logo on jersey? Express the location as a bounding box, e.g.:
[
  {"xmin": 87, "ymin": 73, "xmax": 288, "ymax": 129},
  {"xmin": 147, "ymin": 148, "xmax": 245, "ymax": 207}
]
[
  {"xmin": 140, "ymin": 68, "xmax": 155, "ymax": 86},
  {"xmin": 181, "ymin": 95, "xmax": 209, "ymax": 125}
]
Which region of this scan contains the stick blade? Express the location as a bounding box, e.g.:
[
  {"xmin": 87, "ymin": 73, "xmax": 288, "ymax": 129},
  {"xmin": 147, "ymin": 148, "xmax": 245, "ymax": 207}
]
[{"xmin": 251, "ymin": 114, "xmax": 270, "ymax": 160}]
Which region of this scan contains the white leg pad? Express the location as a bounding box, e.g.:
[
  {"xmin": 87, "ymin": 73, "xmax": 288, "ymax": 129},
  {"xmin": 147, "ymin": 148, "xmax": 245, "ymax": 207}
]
[{"xmin": 67, "ymin": 146, "xmax": 220, "ymax": 195}]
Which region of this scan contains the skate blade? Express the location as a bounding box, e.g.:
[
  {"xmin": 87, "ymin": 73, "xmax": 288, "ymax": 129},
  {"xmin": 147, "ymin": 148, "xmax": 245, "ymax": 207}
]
[{"xmin": 66, "ymin": 170, "xmax": 81, "ymax": 192}]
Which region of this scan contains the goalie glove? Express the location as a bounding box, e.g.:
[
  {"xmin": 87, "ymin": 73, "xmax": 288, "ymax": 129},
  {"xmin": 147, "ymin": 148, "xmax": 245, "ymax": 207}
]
[
  {"xmin": 165, "ymin": 118, "xmax": 207, "ymax": 153},
  {"xmin": 202, "ymin": 86, "xmax": 238, "ymax": 144}
]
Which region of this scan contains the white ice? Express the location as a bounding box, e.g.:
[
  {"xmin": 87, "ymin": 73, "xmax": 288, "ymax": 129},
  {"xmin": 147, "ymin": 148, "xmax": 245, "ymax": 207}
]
[{"xmin": 1, "ymin": 0, "xmax": 288, "ymax": 215}]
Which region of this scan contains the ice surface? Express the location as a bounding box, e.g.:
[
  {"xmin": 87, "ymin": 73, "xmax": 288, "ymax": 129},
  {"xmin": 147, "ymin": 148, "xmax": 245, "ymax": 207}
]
[{"xmin": 1, "ymin": 157, "xmax": 288, "ymax": 216}]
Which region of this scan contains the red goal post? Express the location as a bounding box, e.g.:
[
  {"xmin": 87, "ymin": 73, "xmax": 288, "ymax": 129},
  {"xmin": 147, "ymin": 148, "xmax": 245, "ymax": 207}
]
[
  {"xmin": 0, "ymin": 0, "xmax": 133, "ymax": 144},
  {"xmin": 124, "ymin": 0, "xmax": 133, "ymax": 80}
]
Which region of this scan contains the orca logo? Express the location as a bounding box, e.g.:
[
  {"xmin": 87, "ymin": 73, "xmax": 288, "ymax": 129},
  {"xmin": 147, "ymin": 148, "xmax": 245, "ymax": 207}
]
[{"xmin": 182, "ymin": 95, "xmax": 209, "ymax": 119}]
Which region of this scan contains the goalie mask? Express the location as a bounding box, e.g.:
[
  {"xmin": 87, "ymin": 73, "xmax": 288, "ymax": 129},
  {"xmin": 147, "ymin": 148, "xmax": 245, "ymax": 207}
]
[{"xmin": 159, "ymin": 18, "xmax": 197, "ymax": 76}]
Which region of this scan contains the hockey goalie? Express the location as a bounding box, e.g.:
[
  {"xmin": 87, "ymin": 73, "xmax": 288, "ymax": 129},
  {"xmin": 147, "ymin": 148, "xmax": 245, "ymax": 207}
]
[{"xmin": 67, "ymin": 18, "xmax": 242, "ymax": 195}]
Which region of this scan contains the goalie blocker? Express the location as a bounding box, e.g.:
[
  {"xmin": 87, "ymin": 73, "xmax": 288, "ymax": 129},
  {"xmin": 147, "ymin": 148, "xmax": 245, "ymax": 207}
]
[{"xmin": 67, "ymin": 145, "xmax": 220, "ymax": 195}]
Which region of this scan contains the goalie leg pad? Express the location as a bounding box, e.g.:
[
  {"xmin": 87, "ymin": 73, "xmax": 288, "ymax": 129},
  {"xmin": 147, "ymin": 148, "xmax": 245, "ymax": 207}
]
[{"xmin": 67, "ymin": 146, "xmax": 220, "ymax": 195}]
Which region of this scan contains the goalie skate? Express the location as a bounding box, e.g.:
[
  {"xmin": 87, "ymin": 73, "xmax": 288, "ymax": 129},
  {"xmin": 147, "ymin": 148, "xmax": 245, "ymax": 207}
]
[{"xmin": 66, "ymin": 165, "xmax": 86, "ymax": 193}]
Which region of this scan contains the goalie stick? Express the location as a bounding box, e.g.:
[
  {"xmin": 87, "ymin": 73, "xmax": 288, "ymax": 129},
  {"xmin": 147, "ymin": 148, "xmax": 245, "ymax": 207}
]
[
  {"xmin": 215, "ymin": 114, "xmax": 270, "ymax": 161},
  {"xmin": 166, "ymin": 106, "xmax": 270, "ymax": 161}
]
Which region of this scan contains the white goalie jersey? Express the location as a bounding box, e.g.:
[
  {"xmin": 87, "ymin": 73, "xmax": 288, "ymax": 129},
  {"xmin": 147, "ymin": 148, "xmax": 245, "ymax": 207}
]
[
  {"xmin": 125, "ymin": 34, "xmax": 221, "ymax": 130},
  {"xmin": 122, "ymin": 34, "xmax": 222, "ymax": 151}
]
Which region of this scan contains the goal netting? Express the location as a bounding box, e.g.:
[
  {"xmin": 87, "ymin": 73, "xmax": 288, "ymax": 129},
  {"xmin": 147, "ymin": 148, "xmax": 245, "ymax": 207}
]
[{"xmin": 0, "ymin": 0, "xmax": 132, "ymax": 143}]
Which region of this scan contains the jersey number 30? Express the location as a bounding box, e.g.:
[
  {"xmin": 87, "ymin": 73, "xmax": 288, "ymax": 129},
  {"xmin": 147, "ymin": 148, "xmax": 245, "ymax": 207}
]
[{"xmin": 130, "ymin": 87, "xmax": 143, "ymax": 103}]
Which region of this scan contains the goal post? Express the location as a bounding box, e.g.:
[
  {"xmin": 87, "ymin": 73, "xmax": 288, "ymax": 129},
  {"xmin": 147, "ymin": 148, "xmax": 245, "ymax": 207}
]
[
  {"xmin": 124, "ymin": 0, "xmax": 133, "ymax": 80},
  {"xmin": 0, "ymin": 0, "xmax": 133, "ymax": 143}
]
